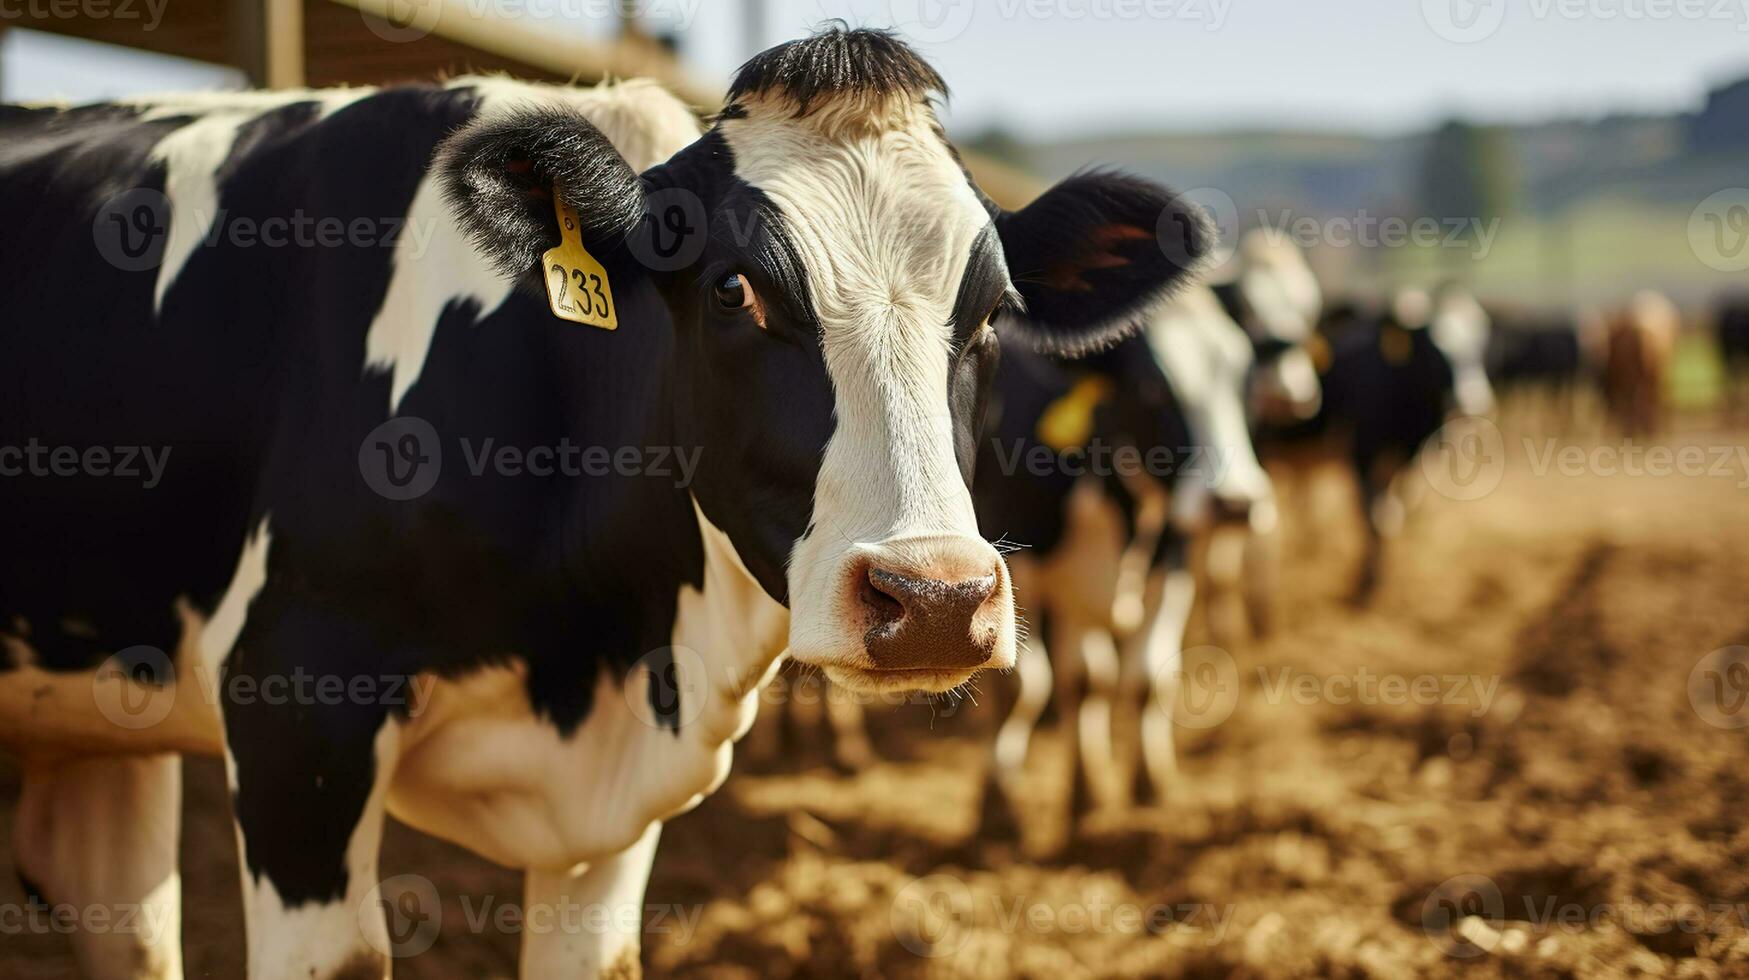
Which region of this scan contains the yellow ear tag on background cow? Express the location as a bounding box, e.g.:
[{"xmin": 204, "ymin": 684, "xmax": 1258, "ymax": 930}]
[
  {"xmin": 1036, "ymin": 376, "xmax": 1113, "ymax": 452},
  {"xmin": 1306, "ymin": 334, "xmax": 1334, "ymax": 375},
  {"xmin": 1379, "ymin": 325, "xmax": 1412, "ymax": 366},
  {"xmin": 542, "ymin": 198, "xmax": 618, "ymax": 330}
]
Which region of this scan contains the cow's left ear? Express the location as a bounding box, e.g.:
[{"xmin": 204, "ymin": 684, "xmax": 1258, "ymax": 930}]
[
  {"xmin": 996, "ymin": 171, "xmax": 1212, "ymax": 354},
  {"xmin": 437, "ymin": 107, "xmax": 648, "ymax": 279}
]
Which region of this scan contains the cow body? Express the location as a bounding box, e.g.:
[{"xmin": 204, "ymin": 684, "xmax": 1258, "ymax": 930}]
[
  {"xmin": 1258, "ymin": 288, "xmax": 1489, "ymax": 601},
  {"xmin": 2, "ymin": 76, "xmax": 755, "ymax": 980},
  {"xmin": 1485, "ymin": 306, "xmax": 1598, "ymax": 429},
  {"xmin": 1603, "ymin": 290, "xmax": 1679, "ymax": 435},
  {"xmin": 2, "ymin": 28, "xmax": 1211, "ymax": 979}
]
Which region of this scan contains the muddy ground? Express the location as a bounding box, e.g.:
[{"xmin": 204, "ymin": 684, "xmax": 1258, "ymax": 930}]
[{"xmin": 5, "ymin": 412, "xmax": 1749, "ymax": 978}]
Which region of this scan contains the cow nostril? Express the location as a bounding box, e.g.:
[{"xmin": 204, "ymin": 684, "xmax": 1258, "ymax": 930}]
[{"xmin": 860, "ymin": 567, "xmax": 906, "ymax": 625}]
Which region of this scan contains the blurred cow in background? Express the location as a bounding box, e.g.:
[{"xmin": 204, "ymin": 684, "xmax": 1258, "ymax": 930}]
[
  {"xmin": 1212, "ymin": 230, "xmax": 1326, "ymax": 430},
  {"xmin": 1257, "ymin": 284, "xmax": 1494, "ymax": 602},
  {"xmin": 979, "ymin": 290, "xmax": 1280, "ymax": 833},
  {"xmin": 1714, "ymin": 293, "xmax": 1749, "ymax": 423},
  {"xmin": 1604, "ymin": 290, "xmax": 1680, "ymax": 435},
  {"xmin": 1486, "ymin": 305, "xmax": 1604, "ymax": 430},
  {"xmin": 974, "ymin": 286, "xmax": 1281, "ymax": 836}
]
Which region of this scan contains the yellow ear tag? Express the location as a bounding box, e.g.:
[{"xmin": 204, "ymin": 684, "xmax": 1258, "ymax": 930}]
[
  {"xmin": 542, "ymin": 198, "xmax": 618, "ymax": 330},
  {"xmin": 1306, "ymin": 334, "xmax": 1334, "ymax": 375},
  {"xmin": 1379, "ymin": 325, "xmax": 1412, "ymax": 366},
  {"xmin": 1036, "ymin": 376, "xmax": 1113, "ymax": 452}
]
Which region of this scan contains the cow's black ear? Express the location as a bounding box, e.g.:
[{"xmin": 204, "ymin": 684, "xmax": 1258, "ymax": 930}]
[
  {"xmin": 996, "ymin": 170, "xmax": 1212, "ymax": 355},
  {"xmin": 437, "ymin": 107, "xmax": 647, "ymax": 279}
]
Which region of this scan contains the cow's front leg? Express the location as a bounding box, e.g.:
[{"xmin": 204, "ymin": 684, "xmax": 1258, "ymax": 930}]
[
  {"xmin": 14, "ymin": 753, "xmax": 184, "ymax": 980},
  {"xmin": 520, "ymin": 822, "xmax": 663, "ymax": 980},
  {"xmin": 223, "ymin": 615, "xmax": 405, "ymax": 980}
]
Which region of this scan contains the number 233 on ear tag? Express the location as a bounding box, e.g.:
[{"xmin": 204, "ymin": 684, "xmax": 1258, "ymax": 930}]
[{"xmin": 543, "ymin": 197, "xmax": 619, "ymax": 330}]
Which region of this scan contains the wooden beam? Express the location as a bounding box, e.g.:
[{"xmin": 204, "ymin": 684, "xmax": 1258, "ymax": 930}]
[
  {"xmin": 332, "ymin": 0, "xmax": 716, "ymax": 106},
  {"xmin": 233, "ymin": 0, "xmax": 305, "ymax": 87}
]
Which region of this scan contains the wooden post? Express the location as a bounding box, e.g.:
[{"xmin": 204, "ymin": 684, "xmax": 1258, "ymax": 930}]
[{"xmin": 232, "ymin": 0, "xmax": 305, "ymax": 89}]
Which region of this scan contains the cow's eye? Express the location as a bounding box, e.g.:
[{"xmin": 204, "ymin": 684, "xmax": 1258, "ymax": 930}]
[{"xmin": 714, "ymin": 273, "xmax": 753, "ymax": 313}]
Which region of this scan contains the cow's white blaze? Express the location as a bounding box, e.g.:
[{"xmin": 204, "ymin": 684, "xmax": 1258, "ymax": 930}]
[{"xmin": 718, "ymin": 96, "xmax": 1015, "ymax": 687}]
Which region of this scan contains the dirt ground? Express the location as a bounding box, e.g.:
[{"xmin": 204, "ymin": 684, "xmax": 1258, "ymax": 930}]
[{"xmin": 4, "ymin": 410, "xmax": 1749, "ymax": 978}]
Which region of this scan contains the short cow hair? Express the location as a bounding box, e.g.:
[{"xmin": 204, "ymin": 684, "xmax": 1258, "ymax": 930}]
[{"xmin": 725, "ymin": 25, "xmax": 948, "ymax": 118}]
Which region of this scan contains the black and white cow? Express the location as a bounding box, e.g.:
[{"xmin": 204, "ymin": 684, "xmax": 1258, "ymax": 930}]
[
  {"xmin": 1211, "ymin": 230, "xmax": 1325, "ymax": 431},
  {"xmin": 1259, "ymin": 285, "xmax": 1493, "ymax": 601},
  {"xmin": 0, "ymin": 29, "xmax": 1210, "ymax": 979},
  {"xmin": 975, "ymin": 284, "xmax": 1275, "ymax": 832}
]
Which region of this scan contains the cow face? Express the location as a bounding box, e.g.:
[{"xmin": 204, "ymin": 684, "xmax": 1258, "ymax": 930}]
[
  {"xmin": 1427, "ymin": 285, "xmax": 1497, "ymax": 419},
  {"xmin": 1231, "ymin": 231, "xmax": 1324, "ymax": 424},
  {"xmin": 441, "ymin": 29, "xmax": 1211, "ymax": 693}
]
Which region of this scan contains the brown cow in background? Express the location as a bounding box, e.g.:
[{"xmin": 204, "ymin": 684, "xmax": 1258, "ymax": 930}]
[{"xmin": 1604, "ymin": 290, "xmax": 1680, "ymax": 435}]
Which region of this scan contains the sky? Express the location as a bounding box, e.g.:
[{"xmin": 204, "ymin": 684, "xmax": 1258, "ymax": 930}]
[{"xmin": 5, "ymin": 0, "xmax": 1749, "ymax": 139}]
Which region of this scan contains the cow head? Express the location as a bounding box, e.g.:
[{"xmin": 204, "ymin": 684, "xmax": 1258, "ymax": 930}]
[
  {"xmin": 1227, "ymin": 231, "xmax": 1324, "ymax": 424},
  {"xmin": 440, "ymin": 28, "xmax": 1211, "ymax": 693},
  {"xmin": 1427, "ymin": 283, "xmax": 1496, "ymax": 419}
]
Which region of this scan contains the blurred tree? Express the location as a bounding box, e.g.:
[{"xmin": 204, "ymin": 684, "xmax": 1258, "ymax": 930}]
[
  {"xmin": 1689, "ymin": 76, "xmax": 1749, "ymax": 156},
  {"xmin": 1420, "ymin": 118, "xmax": 1517, "ymax": 279}
]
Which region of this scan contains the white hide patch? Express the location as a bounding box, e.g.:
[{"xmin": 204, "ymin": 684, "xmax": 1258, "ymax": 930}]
[
  {"xmin": 365, "ymin": 77, "xmax": 702, "ymax": 412},
  {"xmin": 144, "ymin": 90, "xmax": 371, "ymax": 314},
  {"xmin": 386, "ymin": 501, "xmax": 786, "ymax": 873}
]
